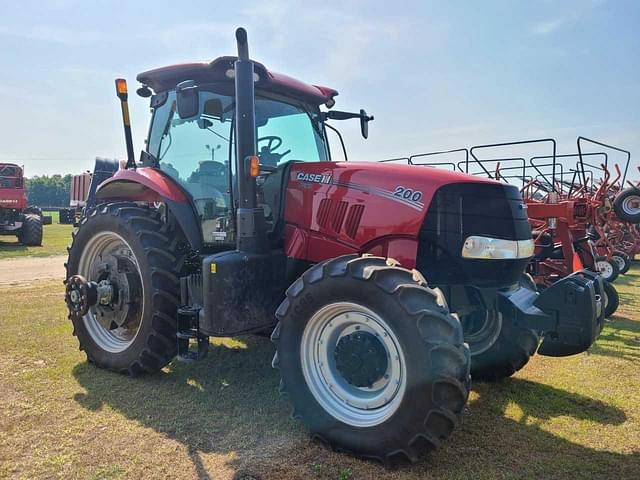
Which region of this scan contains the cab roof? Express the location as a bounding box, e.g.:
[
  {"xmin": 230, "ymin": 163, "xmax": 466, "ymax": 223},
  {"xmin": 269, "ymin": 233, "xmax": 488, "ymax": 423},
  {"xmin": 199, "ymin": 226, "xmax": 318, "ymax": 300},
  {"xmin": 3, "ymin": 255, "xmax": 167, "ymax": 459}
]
[{"xmin": 137, "ymin": 56, "xmax": 338, "ymax": 105}]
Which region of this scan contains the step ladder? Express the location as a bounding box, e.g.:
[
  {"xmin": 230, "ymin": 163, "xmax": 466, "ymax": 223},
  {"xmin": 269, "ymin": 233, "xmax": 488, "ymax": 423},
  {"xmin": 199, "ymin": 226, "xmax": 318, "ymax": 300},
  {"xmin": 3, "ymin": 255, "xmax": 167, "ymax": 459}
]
[{"xmin": 176, "ymin": 306, "xmax": 209, "ymax": 361}]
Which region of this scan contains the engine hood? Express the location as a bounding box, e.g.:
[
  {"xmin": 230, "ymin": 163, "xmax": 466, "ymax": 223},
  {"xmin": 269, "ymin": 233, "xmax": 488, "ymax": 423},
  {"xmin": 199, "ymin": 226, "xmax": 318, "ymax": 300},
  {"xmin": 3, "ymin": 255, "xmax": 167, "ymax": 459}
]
[
  {"xmin": 286, "ymin": 160, "xmax": 503, "ymax": 216},
  {"xmin": 283, "ymin": 160, "xmax": 516, "ymax": 263}
]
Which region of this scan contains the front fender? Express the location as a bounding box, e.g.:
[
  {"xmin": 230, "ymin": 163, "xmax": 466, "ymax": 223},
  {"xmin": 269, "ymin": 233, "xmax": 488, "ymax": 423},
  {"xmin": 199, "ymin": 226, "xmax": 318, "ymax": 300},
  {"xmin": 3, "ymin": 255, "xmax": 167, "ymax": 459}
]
[
  {"xmin": 96, "ymin": 168, "xmax": 188, "ymax": 203},
  {"xmin": 96, "ymin": 168, "xmax": 202, "ymax": 251}
]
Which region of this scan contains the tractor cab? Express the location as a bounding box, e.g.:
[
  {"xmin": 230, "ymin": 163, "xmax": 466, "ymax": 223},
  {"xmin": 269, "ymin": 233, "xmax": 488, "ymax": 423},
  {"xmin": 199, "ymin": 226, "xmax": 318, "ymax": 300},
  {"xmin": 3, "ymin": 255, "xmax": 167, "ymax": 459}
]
[
  {"xmin": 142, "ymin": 81, "xmax": 330, "ymax": 245},
  {"xmin": 135, "ymin": 57, "xmax": 372, "ymax": 249},
  {"xmin": 0, "ymin": 163, "xmax": 24, "ymax": 189}
]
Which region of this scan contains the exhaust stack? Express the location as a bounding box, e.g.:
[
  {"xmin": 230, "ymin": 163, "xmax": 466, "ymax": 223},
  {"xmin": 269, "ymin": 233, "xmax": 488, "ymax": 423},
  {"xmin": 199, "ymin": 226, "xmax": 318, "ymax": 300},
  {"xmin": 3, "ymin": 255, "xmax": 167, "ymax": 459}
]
[{"xmin": 233, "ymin": 27, "xmax": 265, "ymax": 253}]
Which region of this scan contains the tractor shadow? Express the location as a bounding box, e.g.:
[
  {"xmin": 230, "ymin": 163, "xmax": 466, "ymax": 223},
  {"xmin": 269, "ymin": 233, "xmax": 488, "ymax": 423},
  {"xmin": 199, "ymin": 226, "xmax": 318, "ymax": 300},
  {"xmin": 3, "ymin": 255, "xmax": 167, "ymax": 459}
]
[
  {"xmin": 72, "ymin": 337, "xmax": 639, "ymax": 479},
  {"xmin": 0, "ymin": 239, "xmax": 28, "ymax": 254},
  {"xmin": 412, "ymin": 379, "xmax": 639, "ymax": 480},
  {"xmin": 72, "ymin": 336, "xmax": 298, "ymax": 478}
]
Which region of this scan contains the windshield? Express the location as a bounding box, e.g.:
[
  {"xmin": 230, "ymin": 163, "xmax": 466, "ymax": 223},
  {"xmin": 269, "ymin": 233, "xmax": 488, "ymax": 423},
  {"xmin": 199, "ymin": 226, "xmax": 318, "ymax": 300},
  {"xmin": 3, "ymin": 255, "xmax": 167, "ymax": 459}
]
[{"xmin": 0, "ymin": 165, "xmax": 22, "ymax": 188}]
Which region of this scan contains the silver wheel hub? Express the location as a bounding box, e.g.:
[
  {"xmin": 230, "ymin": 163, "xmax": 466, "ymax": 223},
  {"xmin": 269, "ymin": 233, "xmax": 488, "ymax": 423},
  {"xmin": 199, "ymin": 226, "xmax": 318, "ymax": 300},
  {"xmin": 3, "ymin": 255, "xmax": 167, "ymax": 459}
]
[
  {"xmin": 300, "ymin": 302, "xmax": 406, "ymax": 428},
  {"xmin": 612, "ymin": 255, "xmax": 626, "ymax": 272},
  {"xmin": 622, "ymin": 195, "xmax": 640, "ymax": 215},
  {"xmin": 596, "ymin": 260, "xmax": 614, "ymax": 279},
  {"xmin": 77, "ymin": 232, "xmax": 144, "ymax": 353}
]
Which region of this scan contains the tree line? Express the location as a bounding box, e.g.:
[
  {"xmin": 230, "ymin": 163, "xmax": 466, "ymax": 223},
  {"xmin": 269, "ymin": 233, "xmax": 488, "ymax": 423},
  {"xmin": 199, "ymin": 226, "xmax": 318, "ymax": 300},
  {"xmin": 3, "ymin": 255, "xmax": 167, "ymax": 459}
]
[{"xmin": 25, "ymin": 175, "xmax": 72, "ymax": 207}]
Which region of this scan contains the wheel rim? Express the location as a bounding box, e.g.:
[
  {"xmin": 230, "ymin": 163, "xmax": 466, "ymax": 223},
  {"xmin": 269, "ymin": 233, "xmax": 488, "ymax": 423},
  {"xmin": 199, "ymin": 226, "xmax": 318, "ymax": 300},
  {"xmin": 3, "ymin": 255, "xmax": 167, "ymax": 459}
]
[
  {"xmin": 461, "ymin": 309, "xmax": 502, "ymax": 356},
  {"xmin": 596, "ymin": 260, "xmax": 614, "ymax": 280},
  {"xmin": 621, "ymin": 194, "xmax": 640, "ymax": 216},
  {"xmin": 300, "ymin": 302, "xmax": 407, "ymax": 428},
  {"xmin": 77, "ymin": 232, "xmax": 144, "ymax": 353},
  {"xmin": 612, "ymin": 255, "xmax": 626, "ymax": 272}
]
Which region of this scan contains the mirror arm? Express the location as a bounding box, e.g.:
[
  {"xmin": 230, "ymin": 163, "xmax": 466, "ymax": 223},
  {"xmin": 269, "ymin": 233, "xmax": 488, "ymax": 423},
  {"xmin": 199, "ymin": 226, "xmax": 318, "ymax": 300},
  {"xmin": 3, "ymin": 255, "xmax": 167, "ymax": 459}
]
[{"xmin": 325, "ymin": 123, "xmax": 348, "ymax": 161}]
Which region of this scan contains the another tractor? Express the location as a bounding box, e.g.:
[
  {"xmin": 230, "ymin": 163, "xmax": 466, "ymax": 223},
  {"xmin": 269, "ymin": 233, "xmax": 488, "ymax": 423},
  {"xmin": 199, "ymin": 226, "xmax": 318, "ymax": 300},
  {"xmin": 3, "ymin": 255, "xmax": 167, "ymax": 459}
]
[
  {"xmin": 64, "ymin": 29, "xmax": 603, "ymax": 462},
  {"xmin": 0, "ymin": 163, "xmax": 43, "ymax": 246}
]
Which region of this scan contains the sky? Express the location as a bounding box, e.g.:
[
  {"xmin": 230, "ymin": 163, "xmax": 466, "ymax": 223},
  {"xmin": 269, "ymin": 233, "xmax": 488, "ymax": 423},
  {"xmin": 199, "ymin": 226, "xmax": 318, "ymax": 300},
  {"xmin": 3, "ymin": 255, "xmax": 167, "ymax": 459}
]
[{"xmin": 0, "ymin": 0, "xmax": 638, "ymax": 182}]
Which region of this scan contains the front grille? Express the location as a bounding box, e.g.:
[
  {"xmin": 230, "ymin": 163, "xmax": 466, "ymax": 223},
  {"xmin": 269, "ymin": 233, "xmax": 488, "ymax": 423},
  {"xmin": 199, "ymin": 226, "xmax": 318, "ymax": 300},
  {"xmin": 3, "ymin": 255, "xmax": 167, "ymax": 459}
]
[{"xmin": 417, "ymin": 182, "xmax": 531, "ymax": 287}]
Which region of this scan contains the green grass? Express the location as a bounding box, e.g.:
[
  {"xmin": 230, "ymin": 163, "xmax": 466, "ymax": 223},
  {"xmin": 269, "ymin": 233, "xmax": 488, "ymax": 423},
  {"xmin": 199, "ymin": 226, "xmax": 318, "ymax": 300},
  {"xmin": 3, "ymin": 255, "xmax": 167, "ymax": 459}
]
[
  {"xmin": 0, "ymin": 268, "xmax": 638, "ymax": 479},
  {"xmin": 0, "ymin": 211, "xmax": 72, "ymax": 259}
]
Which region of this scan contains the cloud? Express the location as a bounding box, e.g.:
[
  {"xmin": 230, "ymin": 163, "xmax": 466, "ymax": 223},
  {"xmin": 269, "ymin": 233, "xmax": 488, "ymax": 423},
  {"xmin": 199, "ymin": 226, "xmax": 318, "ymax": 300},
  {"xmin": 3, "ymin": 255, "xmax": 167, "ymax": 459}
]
[{"xmin": 531, "ymin": 18, "xmax": 565, "ymax": 35}]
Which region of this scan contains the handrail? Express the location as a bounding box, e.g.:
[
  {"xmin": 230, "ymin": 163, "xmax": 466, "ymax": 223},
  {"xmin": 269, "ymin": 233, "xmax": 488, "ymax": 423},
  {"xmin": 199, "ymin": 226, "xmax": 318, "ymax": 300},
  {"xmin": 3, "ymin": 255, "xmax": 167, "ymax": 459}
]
[
  {"xmin": 530, "ymin": 152, "xmax": 608, "ymax": 197},
  {"xmin": 409, "ymin": 148, "xmax": 469, "ymax": 172},
  {"xmin": 577, "ymin": 136, "xmax": 631, "ymax": 188},
  {"xmin": 469, "ymin": 139, "xmax": 557, "ymax": 191},
  {"xmin": 456, "ymin": 157, "xmax": 527, "ymax": 184}
]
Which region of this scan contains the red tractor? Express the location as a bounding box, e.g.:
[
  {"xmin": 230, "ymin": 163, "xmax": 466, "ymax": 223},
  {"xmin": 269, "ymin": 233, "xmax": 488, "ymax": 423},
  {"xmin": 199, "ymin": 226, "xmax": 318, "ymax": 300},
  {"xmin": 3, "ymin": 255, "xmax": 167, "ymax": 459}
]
[
  {"xmin": 0, "ymin": 163, "xmax": 43, "ymax": 246},
  {"xmin": 64, "ymin": 29, "xmax": 603, "ymax": 462}
]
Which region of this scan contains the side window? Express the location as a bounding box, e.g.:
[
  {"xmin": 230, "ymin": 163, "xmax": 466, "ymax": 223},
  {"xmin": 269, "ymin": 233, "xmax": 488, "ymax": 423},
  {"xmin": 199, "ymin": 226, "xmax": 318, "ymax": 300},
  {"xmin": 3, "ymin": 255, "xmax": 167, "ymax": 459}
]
[{"xmin": 151, "ymin": 91, "xmax": 236, "ymax": 245}]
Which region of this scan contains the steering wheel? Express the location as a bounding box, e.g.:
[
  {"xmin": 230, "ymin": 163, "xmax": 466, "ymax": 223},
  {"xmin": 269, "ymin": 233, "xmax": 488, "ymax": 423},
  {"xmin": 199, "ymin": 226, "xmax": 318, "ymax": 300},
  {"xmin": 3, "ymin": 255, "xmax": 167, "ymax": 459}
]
[
  {"xmin": 258, "ymin": 136, "xmax": 291, "ymax": 167},
  {"xmin": 258, "ymin": 136, "xmax": 283, "ymax": 152}
]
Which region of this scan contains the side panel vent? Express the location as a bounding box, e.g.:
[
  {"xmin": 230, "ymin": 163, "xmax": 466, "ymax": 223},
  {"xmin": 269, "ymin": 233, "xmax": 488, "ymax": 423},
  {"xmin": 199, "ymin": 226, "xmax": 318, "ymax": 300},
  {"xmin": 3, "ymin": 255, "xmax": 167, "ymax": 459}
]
[
  {"xmin": 317, "ymin": 198, "xmax": 332, "ymax": 229},
  {"xmin": 344, "ymin": 204, "xmax": 365, "ymax": 239},
  {"xmin": 332, "ymin": 201, "xmax": 349, "ymax": 232}
]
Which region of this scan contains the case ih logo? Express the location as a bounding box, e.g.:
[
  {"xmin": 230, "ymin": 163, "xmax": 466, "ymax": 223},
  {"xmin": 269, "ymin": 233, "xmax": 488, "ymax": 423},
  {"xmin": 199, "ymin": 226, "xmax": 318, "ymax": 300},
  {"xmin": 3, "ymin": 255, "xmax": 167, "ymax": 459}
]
[
  {"xmin": 0, "ymin": 199, "xmax": 19, "ymax": 204},
  {"xmin": 296, "ymin": 172, "xmax": 332, "ymax": 184}
]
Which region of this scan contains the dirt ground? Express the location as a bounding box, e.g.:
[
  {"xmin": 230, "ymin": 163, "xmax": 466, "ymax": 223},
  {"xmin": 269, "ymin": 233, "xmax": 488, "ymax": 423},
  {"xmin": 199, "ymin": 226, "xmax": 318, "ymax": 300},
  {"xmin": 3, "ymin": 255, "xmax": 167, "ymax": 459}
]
[{"xmin": 0, "ymin": 255, "xmax": 66, "ymax": 286}]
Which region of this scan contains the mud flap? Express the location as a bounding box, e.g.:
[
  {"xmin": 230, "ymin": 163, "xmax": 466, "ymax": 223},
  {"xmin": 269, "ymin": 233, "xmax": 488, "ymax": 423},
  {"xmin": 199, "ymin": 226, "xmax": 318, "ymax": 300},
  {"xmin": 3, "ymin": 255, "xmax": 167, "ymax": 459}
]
[{"xmin": 536, "ymin": 271, "xmax": 603, "ymax": 357}]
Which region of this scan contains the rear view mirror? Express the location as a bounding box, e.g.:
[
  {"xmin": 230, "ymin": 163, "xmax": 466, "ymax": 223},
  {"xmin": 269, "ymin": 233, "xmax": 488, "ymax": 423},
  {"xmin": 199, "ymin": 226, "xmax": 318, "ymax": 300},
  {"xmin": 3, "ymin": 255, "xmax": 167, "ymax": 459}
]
[
  {"xmin": 323, "ymin": 109, "xmax": 374, "ymax": 139},
  {"xmin": 176, "ymin": 80, "xmax": 199, "ymax": 119},
  {"xmin": 359, "ymin": 109, "xmax": 374, "ymax": 139}
]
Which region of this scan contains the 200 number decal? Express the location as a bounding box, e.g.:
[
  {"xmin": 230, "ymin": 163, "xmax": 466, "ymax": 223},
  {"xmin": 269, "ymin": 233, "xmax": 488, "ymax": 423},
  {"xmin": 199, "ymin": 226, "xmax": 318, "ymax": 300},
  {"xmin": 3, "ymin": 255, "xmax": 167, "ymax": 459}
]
[{"xmin": 393, "ymin": 186, "xmax": 423, "ymax": 202}]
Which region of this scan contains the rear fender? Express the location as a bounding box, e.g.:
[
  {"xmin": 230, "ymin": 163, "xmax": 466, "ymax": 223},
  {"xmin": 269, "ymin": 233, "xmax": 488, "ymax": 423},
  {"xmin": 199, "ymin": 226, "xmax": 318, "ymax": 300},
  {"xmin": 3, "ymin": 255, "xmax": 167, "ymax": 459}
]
[{"xmin": 96, "ymin": 168, "xmax": 203, "ymax": 251}]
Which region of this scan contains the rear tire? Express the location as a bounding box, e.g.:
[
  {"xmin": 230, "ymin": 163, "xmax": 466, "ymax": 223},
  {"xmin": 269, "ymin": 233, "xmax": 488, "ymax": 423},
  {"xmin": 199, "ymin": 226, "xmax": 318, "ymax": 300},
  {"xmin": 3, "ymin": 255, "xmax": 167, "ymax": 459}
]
[
  {"xmin": 65, "ymin": 202, "xmax": 184, "ymax": 375},
  {"xmin": 602, "ymin": 281, "xmax": 619, "ymax": 318},
  {"xmin": 19, "ymin": 213, "xmax": 43, "ymax": 246},
  {"xmin": 596, "ymin": 257, "xmax": 619, "ymax": 282},
  {"xmin": 272, "ymin": 255, "xmax": 470, "ymax": 463},
  {"xmin": 466, "ymin": 275, "xmax": 540, "ymax": 381}
]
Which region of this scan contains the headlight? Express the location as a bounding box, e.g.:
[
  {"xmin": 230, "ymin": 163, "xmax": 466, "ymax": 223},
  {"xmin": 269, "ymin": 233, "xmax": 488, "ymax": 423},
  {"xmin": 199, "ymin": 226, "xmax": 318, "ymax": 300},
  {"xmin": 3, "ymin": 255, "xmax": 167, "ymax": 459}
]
[{"xmin": 461, "ymin": 236, "xmax": 535, "ymax": 260}]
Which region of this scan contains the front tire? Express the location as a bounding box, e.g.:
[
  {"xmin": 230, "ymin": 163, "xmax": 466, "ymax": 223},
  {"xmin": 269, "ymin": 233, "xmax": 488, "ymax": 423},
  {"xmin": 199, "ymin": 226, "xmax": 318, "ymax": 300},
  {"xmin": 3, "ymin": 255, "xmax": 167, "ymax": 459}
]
[
  {"xmin": 272, "ymin": 255, "xmax": 470, "ymax": 463},
  {"xmin": 464, "ymin": 275, "xmax": 540, "ymax": 381},
  {"xmin": 611, "ymin": 251, "xmax": 631, "ymax": 275},
  {"xmin": 65, "ymin": 203, "xmax": 184, "ymax": 375},
  {"xmin": 602, "ymin": 281, "xmax": 619, "ymax": 318},
  {"xmin": 596, "ymin": 257, "xmax": 619, "ymax": 282}
]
